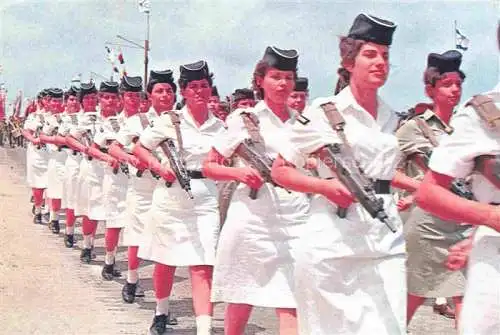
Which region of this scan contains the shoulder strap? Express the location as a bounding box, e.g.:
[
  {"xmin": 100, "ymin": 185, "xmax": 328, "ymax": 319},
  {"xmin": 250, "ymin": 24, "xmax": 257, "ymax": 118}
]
[
  {"xmin": 240, "ymin": 112, "xmax": 265, "ymax": 145},
  {"xmin": 166, "ymin": 111, "xmax": 185, "ymax": 156},
  {"xmin": 138, "ymin": 113, "xmax": 150, "ymax": 129},
  {"xmin": 466, "ymin": 94, "xmax": 500, "ymax": 129},
  {"xmin": 414, "ymin": 117, "xmax": 439, "ymax": 147},
  {"xmin": 320, "ymin": 102, "xmax": 364, "ymax": 170}
]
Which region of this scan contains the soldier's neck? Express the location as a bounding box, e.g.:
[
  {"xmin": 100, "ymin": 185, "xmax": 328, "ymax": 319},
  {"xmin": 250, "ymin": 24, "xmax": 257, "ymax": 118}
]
[
  {"xmin": 264, "ymin": 97, "xmax": 289, "ymax": 123},
  {"xmin": 186, "ymin": 104, "xmax": 208, "ymax": 127},
  {"xmin": 349, "ymin": 82, "xmax": 378, "ymax": 119},
  {"xmin": 432, "ymin": 104, "xmax": 452, "ymax": 125},
  {"xmin": 124, "ymin": 108, "xmax": 139, "ymax": 118}
]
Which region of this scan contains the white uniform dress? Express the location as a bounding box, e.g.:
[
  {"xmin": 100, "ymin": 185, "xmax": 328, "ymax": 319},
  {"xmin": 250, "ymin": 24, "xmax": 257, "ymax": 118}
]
[
  {"xmin": 60, "ymin": 112, "xmax": 83, "ymax": 210},
  {"xmin": 211, "ymin": 101, "xmax": 310, "ymax": 308},
  {"xmin": 72, "ymin": 112, "xmax": 106, "ymax": 219},
  {"xmin": 24, "ymin": 111, "xmax": 49, "ymax": 188},
  {"xmin": 281, "ymin": 87, "xmax": 406, "ymax": 335},
  {"xmin": 94, "ymin": 115, "xmax": 129, "ymax": 228},
  {"xmin": 44, "ymin": 113, "xmax": 68, "ymax": 199},
  {"xmin": 429, "ymin": 88, "xmax": 500, "ymax": 335},
  {"xmin": 137, "ymin": 107, "xmax": 224, "ymax": 266},
  {"xmin": 119, "ymin": 109, "xmax": 160, "ymax": 247}
]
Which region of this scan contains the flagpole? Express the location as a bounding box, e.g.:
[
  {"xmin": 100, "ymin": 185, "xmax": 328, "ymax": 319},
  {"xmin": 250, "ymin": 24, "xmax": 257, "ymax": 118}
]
[
  {"xmin": 454, "ymin": 20, "xmax": 456, "ymax": 50},
  {"xmin": 144, "ymin": 11, "xmax": 150, "ymax": 86}
]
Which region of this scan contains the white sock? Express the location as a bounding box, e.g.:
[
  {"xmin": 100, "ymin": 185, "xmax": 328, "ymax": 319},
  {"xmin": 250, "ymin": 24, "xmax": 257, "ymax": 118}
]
[
  {"xmin": 435, "ymin": 297, "xmax": 447, "ymax": 305},
  {"xmin": 105, "ymin": 251, "xmax": 116, "ymax": 265},
  {"xmin": 34, "ymin": 206, "xmax": 42, "ymax": 215},
  {"xmin": 155, "ymin": 297, "xmax": 169, "ymax": 316},
  {"xmin": 49, "ymin": 210, "xmax": 59, "ymax": 222},
  {"xmin": 83, "ymin": 234, "xmax": 92, "ymax": 249},
  {"xmin": 66, "ymin": 226, "xmax": 74, "ymax": 235},
  {"xmin": 127, "ymin": 269, "xmax": 139, "ymax": 284},
  {"xmin": 196, "ymin": 315, "xmax": 212, "ymax": 335}
]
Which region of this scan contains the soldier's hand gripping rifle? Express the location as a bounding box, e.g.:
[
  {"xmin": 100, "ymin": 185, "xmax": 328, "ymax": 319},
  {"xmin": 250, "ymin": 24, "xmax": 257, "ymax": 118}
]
[
  {"xmin": 317, "ymin": 143, "xmax": 397, "ymax": 233},
  {"xmin": 234, "ymin": 139, "xmax": 286, "ymax": 199},
  {"xmin": 158, "ymin": 138, "xmax": 193, "ymax": 199},
  {"xmin": 422, "ymin": 151, "xmax": 474, "ymax": 200}
]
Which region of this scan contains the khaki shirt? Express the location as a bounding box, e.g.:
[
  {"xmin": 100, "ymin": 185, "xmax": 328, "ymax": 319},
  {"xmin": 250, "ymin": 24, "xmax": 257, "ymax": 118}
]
[{"xmin": 395, "ymin": 109, "xmax": 453, "ymax": 181}]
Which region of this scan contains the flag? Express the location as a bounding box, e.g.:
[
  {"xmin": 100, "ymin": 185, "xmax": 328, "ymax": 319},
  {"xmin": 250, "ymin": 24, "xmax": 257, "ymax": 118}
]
[
  {"xmin": 455, "ymin": 27, "xmax": 469, "ymax": 51},
  {"xmin": 117, "ymin": 50, "xmax": 125, "ymax": 65},
  {"xmin": 138, "ymin": 0, "xmax": 150, "ymax": 13}
]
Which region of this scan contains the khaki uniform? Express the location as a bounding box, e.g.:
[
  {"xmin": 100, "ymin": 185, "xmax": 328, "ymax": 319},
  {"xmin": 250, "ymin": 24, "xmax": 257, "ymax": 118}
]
[{"xmin": 396, "ymin": 109, "xmax": 469, "ymax": 297}]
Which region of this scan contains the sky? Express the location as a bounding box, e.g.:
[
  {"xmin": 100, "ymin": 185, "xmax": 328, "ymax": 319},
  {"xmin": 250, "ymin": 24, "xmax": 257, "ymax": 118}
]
[{"xmin": 1, "ymin": 0, "xmax": 499, "ymax": 115}]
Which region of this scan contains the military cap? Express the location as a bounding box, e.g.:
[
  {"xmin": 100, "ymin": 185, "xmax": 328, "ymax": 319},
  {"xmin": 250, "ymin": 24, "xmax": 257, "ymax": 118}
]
[
  {"xmin": 347, "ymin": 13, "xmax": 397, "ymax": 46},
  {"xmin": 147, "ymin": 69, "xmax": 177, "ymax": 93},
  {"xmin": 294, "ymin": 77, "xmax": 309, "ymax": 92},
  {"xmin": 179, "ymin": 60, "xmax": 211, "ymax": 82},
  {"xmin": 120, "ymin": 75, "xmax": 143, "ymax": 92},
  {"xmin": 262, "ymin": 46, "xmax": 298, "ymax": 71},
  {"xmin": 46, "ymin": 88, "xmax": 64, "ymax": 99},
  {"xmin": 232, "ymin": 88, "xmax": 255, "ymax": 102},
  {"xmin": 99, "ymin": 81, "xmax": 119, "ymax": 94},
  {"xmin": 427, "ymin": 50, "xmax": 462, "ymax": 74}
]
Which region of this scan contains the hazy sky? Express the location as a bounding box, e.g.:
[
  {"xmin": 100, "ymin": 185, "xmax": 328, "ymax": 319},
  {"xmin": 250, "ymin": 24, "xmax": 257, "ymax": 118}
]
[{"xmin": 1, "ymin": 0, "xmax": 499, "ymax": 114}]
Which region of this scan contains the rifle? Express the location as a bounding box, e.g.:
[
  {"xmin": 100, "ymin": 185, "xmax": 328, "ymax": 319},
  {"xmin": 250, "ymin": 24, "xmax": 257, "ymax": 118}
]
[
  {"xmin": 235, "ymin": 138, "xmax": 285, "ymax": 199},
  {"xmin": 158, "ymin": 138, "xmax": 193, "ymax": 199},
  {"xmin": 423, "ymin": 151, "xmax": 474, "ymax": 200},
  {"xmin": 317, "ymin": 143, "xmax": 397, "ymax": 233}
]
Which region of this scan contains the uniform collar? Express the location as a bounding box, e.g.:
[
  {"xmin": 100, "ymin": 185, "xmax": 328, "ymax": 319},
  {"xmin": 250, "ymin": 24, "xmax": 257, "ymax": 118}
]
[
  {"xmin": 247, "ymin": 100, "xmax": 298, "ymax": 125},
  {"xmin": 334, "ymin": 86, "xmax": 393, "ymax": 128},
  {"xmin": 421, "ymin": 108, "xmax": 454, "ymax": 134},
  {"xmin": 179, "ymin": 105, "xmax": 223, "ymax": 131}
]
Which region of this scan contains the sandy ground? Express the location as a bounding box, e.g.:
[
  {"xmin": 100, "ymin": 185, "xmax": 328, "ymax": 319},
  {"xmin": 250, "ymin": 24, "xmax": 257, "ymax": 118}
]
[{"xmin": 0, "ymin": 147, "xmax": 455, "ymax": 334}]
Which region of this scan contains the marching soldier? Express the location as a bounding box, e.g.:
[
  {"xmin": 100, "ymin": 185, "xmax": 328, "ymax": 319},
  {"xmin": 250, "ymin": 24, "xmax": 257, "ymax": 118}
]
[
  {"xmin": 271, "ymin": 14, "xmax": 409, "ymax": 334},
  {"xmin": 134, "ymin": 61, "xmax": 224, "ymax": 335},
  {"xmin": 287, "ymin": 77, "xmax": 308, "ymax": 113},
  {"xmin": 65, "ymin": 82, "xmax": 99, "ymax": 249},
  {"xmin": 22, "ymin": 89, "xmax": 50, "ymax": 224},
  {"xmin": 139, "ymin": 91, "xmax": 152, "ymax": 113},
  {"xmin": 38, "ymin": 88, "xmax": 68, "ymax": 234},
  {"xmin": 396, "ymin": 50, "xmax": 469, "ymax": 326},
  {"xmin": 203, "ymin": 46, "xmax": 310, "ymax": 335},
  {"xmin": 415, "ymin": 23, "xmax": 500, "ymax": 335},
  {"xmin": 111, "ymin": 70, "xmax": 176, "ymax": 305},
  {"xmin": 207, "ymin": 85, "xmax": 221, "ymax": 115}
]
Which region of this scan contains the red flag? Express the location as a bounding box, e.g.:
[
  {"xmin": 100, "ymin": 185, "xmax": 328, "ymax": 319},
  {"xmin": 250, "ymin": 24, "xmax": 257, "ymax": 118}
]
[{"xmin": 118, "ymin": 52, "xmax": 124, "ymax": 64}]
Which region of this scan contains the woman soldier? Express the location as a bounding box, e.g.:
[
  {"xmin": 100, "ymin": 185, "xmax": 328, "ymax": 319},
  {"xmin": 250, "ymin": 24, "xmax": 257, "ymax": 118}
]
[
  {"xmin": 38, "ymin": 88, "xmax": 68, "ymax": 234},
  {"xmin": 58, "ymin": 86, "xmax": 82, "ymax": 247},
  {"xmin": 396, "ymin": 50, "xmax": 469, "ymax": 326},
  {"xmin": 287, "ymin": 77, "xmax": 308, "ymax": 113},
  {"xmin": 22, "ymin": 89, "xmax": 50, "ymax": 224},
  {"xmin": 88, "ymin": 80, "xmax": 130, "ymax": 279},
  {"xmin": 415, "ymin": 23, "xmax": 500, "ymax": 335},
  {"xmin": 73, "ymin": 82, "xmax": 120, "ymax": 264},
  {"xmin": 65, "ymin": 82, "xmax": 99, "ymax": 249},
  {"xmin": 133, "ymin": 61, "xmax": 225, "ymax": 335},
  {"xmin": 202, "ymin": 46, "xmax": 310, "ymax": 335},
  {"xmin": 109, "ymin": 70, "xmax": 177, "ymax": 304},
  {"xmin": 271, "ymin": 14, "xmax": 413, "ymax": 334}
]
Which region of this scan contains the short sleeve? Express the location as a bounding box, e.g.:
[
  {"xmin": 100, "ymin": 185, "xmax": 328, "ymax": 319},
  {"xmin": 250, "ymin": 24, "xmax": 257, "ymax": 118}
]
[
  {"xmin": 116, "ymin": 119, "xmax": 138, "ymax": 147},
  {"xmin": 212, "ymin": 110, "xmax": 248, "ymax": 158},
  {"xmin": 282, "ymin": 99, "xmax": 342, "ymax": 167},
  {"xmin": 395, "ymin": 119, "xmax": 430, "ymax": 158},
  {"xmin": 429, "ymin": 106, "xmax": 499, "ymax": 178},
  {"xmin": 139, "ymin": 114, "xmax": 172, "ymax": 150},
  {"xmin": 23, "ymin": 114, "xmax": 36, "ymax": 131}
]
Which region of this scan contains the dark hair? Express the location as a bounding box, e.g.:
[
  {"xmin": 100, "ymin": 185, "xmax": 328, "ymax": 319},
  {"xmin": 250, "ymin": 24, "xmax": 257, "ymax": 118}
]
[
  {"xmin": 334, "ymin": 36, "xmax": 366, "ymax": 94},
  {"xmin": 177, "ymin": 75, "xmax": 213, "ymax": 90},
  {"xmin": 251, "ymin": 60, "xmax": 297, "ymax": 100},
  {"xmin": 423, "ymin": 67, "xmax": 466, "ymax": 87}
]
